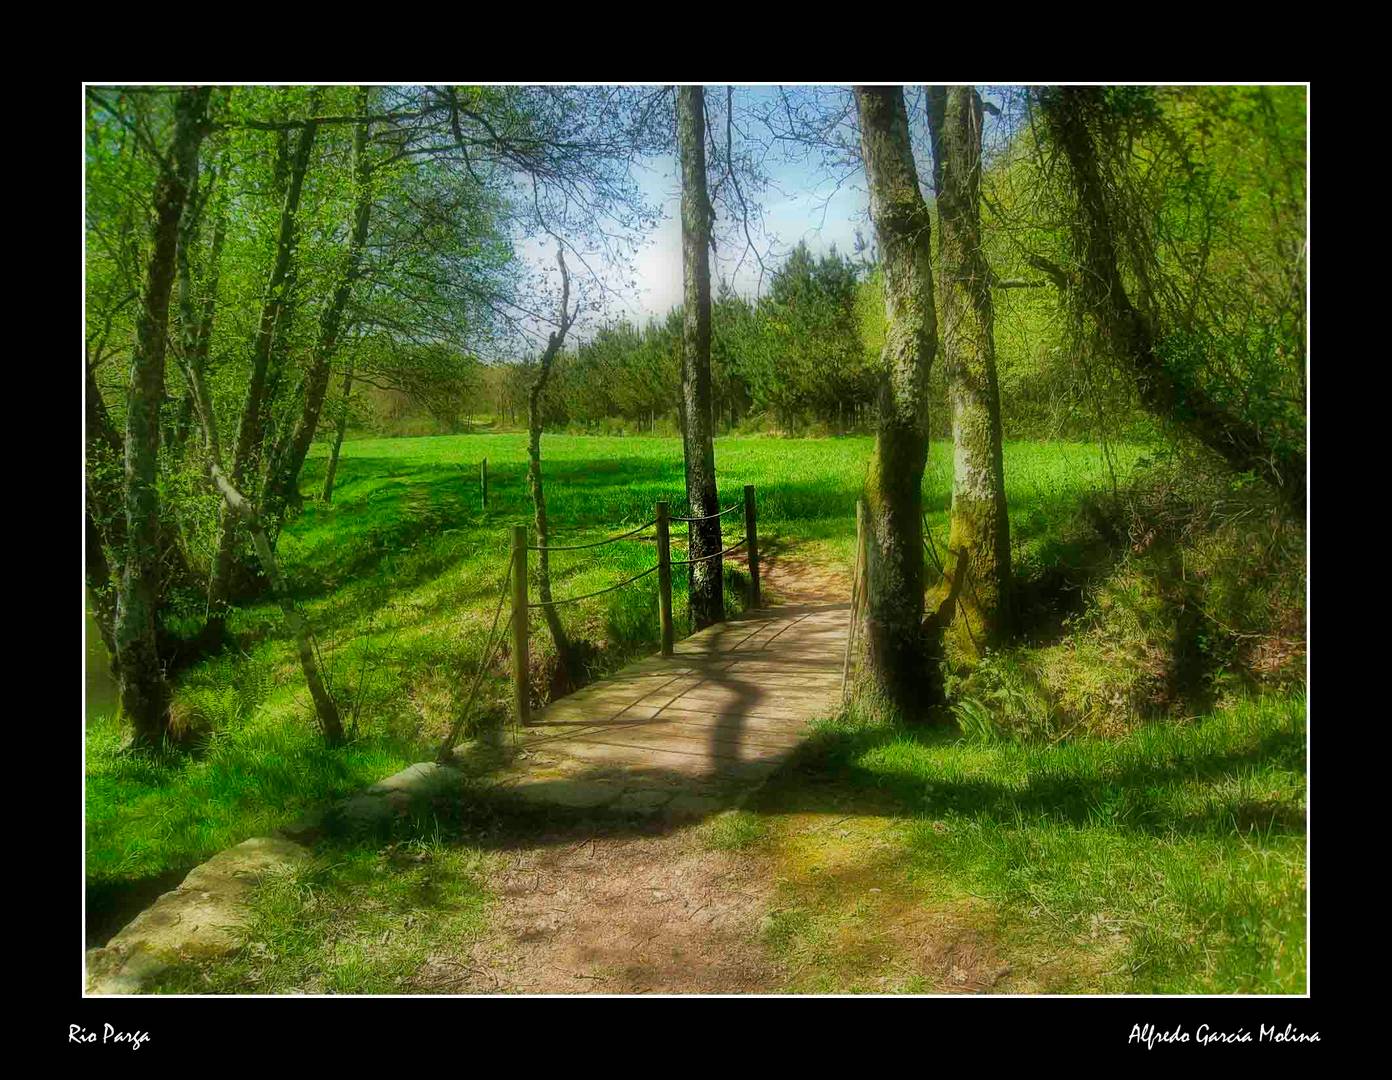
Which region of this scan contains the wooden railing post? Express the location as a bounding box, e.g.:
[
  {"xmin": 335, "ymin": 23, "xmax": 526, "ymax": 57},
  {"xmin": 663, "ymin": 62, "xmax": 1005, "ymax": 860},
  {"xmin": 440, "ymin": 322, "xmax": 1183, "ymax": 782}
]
[
  {"xmin": 480, "ymin": 457, "xmax": 488, "ymax": 511},
  {"xmin": 841, "ymin": 498, "xmax": 868, "ymax": 699},
  {"xmin": 656, "ymin": 501, "xmax": 674, "ymax": 657},
  {"xmin": 511, "ymin": 525, "xmax": 529, "ymax": 727},
  {"xmin": 744, "ymin": 484, "xmax": 760, "ymax": 608}
]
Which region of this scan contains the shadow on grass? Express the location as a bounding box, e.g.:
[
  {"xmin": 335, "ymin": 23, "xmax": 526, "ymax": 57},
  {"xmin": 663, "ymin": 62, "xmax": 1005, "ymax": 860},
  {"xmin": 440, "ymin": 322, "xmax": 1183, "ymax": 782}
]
[
  {"xmin": 86, "ymin": 866, "xmax": 195, "ymax": 950},
  {"xmin": 294, "ymin": 698, "xmax": 1305, "ymax": 898}
]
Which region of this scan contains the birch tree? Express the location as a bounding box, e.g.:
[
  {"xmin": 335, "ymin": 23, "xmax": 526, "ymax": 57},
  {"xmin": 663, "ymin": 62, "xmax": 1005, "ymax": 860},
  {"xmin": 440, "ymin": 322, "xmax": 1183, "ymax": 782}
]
[{"xmin": 677, "ymin": 85, "xmax": 723, "ymax": 629}]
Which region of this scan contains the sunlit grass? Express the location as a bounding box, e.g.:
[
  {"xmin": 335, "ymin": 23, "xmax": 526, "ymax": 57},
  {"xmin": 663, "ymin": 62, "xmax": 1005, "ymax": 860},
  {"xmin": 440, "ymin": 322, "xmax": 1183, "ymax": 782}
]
[
  {"xmin": 87, "ymin": 434, "xmax": 1132, "ymax": 898},
  {"xmin": 755, "ymin": 693, "xmax": 1306, "ymax": 993}
]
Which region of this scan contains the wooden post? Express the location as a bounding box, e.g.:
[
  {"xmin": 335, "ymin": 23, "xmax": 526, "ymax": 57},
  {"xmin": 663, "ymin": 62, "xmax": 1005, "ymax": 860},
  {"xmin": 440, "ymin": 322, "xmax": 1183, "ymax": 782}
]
[
  {"xmin": 656, "ymin": 501, "xmax": 674, "ymax": 657},
  {"xmin": 480, "ymin": 458, "xmax": 488, "ymax": 511},
  {"xmin": 744, "ymin": 484, "xmax": 760, "ymax": 608},
  {"xmin": 842, "ymin": 498, "xmax": 867, "ymax": 699},
  {"xmin": 511, "ymin": 525, "xmax": 529, "ymax": 727}
]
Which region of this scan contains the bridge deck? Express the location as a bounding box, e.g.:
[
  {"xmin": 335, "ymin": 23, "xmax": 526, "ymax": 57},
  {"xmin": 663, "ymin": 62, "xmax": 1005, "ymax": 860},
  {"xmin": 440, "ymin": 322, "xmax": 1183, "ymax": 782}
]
[{"xmin": 494, "ymin": 602, "xmax": 850, "ymax": 806}]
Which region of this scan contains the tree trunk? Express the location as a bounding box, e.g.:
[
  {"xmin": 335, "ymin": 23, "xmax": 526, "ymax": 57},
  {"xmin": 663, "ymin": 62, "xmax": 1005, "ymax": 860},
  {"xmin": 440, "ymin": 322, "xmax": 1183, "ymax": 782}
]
[
  {"xmin": 321, "ymin": 361, "xmax": 354, "ymax": 504},
  {"xmin": 206, "ymin": 114, "xmax": 317, "ymax": 633},
  {"xmin": 527, "ymin": 246, "xmax": 578, "ymax": 677},
  {"xmin": 264, "ymin": 89, "xmax": 372, "ymax": 528},
  {"xmin": 114, "ymin": 87, "xmax": 210, "ymax": 748},
  {"xmin": 172, "ymin": 156, "xmax": 228, "ymax": 452},
  {"xmin": 677, "ymin": 85, "xmax": 723, "ymax": 630},
  {"xmin": 177, "ymin": 303, "xmax": 344, "ymax": 746},
  {"xmin": 853, "ymin": 85, "xmax": 937, "ymax": 719},
  {"xmin": 926, "ymin": 85, "xmax": 1011, "ymax": 664},
  {"xmin": 1039, "ymin": 87, "xmax": 1305, "ymax": 510}
]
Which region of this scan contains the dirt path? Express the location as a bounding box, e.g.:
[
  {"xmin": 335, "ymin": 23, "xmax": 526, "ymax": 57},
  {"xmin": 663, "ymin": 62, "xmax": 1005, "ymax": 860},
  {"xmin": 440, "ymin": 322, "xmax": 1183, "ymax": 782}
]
[
  {"xmin": 414, "ymin": 823, "xmax": 783, "ymax": 993},
  {"xmin": 425, "ymin": 546, "xmax": 853, "ymax": 994}
]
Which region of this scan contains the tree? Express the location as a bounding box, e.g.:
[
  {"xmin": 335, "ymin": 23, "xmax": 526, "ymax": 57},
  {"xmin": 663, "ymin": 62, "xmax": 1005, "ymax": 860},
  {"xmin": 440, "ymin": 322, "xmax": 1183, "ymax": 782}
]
[
  {"xmin": 176, "ymin": 328, "xmax": 344, "ymax": 746},
  {"xmin": 926, "ymin": 85, "xmax": 1012, "ymax": 664},
  {"xmin": 205, "ymin": 103, "xmax": 318, "ymax": 634},
  {"xmin": 262, "ymin": 86, "xmax": 373, "ymax": 525},
  {"xmin": 853, "ymin": 85, "xmax": 937, "ymax": 719},
  {"xmin": 113, "ymin": 86, "xmax": 211, "ymax": 748},
  {"xmin": 527, "ymin": 245, "xmax": 580, "ymax": 682},
  {"xmin": 1037, "ymin": 87, "xmax": 1304, "ymax": 510},
  {"xmin": 319, "ymin": 357, "xmax": 355, "ymax": 503},
  {"xmin": 677, "ymin": 86, "xmax": 724, "ymax": 629}
]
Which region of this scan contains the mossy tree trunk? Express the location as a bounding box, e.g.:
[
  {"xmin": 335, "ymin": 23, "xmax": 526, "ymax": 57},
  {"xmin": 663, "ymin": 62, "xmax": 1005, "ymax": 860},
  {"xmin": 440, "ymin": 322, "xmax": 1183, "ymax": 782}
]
[
  {"xmin": 853, "ymin": 85, "xmax": 937, "ymax": 719},
  {"xmin": 926, "ymin": 86, "xmax": 1011, "ymax": 665},
  {"xmin": 114, "ymin": 87, "xmax": 211, "ymax": 748},
  {"xmin": 677, "ymin": 85, "xmax": 723, "ymax": 630},
  {"xmin": 206, "ymin": 112, "xmax": 317, "ymax": 634}
]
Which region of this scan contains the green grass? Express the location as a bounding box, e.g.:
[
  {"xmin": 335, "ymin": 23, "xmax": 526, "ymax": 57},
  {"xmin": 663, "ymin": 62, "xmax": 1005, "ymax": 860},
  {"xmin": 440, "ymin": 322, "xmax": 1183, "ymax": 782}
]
[
  {"xmin": 754, "ymin": 692, "xmax": 1306, "ymax": 993},
  {"xmin": 88, "ymin": 434, "xmax": 1131, "ymax": 900},
  {"xmin": 85, "ymin": 432, "xmax": 1305, "ymax": 994},
  {"xmin": 150, "ymin": 831, "xmax": 495, "ymax": 994},
  {"xmin": 699, "ymin": 809, "xmax": 768, "ymax": 851}
]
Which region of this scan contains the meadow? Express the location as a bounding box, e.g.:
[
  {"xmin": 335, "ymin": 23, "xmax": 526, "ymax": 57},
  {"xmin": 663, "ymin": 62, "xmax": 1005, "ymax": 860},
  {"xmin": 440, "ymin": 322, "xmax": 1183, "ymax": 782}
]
[
  {"xmin": 86, "ymin": 433, "xmax": 1306, "ymax": 992},
  {"xmin": 87, "ymin": 434, "xmax": 1131, "ymax": 893}
]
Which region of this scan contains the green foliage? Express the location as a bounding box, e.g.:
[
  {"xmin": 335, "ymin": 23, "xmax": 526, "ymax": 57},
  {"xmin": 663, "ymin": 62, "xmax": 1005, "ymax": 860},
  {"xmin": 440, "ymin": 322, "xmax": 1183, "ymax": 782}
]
[{"xmin": 88, "ymin": 433, "xmax": 1128, "ymax": 888}]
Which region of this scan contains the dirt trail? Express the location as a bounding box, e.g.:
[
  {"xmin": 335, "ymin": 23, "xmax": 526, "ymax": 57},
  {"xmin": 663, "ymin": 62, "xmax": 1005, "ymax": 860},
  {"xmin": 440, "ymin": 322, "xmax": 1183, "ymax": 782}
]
[
  {"xmin": 418, "ymin": 546, "xmax": 851, "ymax": 994},
  {"xmin": 411, "ymin": 547, "xmax": 1027, "ymax": 995},
  {"xmin": 415, "ymin": 824, "xmax": 782, "ymax": 993}
]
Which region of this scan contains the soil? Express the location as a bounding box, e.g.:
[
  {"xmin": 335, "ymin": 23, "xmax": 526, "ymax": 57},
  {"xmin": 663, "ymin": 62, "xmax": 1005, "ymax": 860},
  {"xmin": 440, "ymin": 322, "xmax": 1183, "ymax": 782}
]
[
  {"xmin": 413, "ymin": 821, "xmax": 783, "ymax": 994},
  {"xmin": 407, "ymin": 545, "xmax": 1013, "ymax": 995}
]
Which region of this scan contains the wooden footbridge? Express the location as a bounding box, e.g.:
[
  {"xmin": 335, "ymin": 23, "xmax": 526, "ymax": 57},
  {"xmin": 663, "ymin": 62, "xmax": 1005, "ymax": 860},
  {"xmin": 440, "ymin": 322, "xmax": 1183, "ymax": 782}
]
[{"xmin": 439, "ymin": 487, "xmax": 851, "ymax": 804}]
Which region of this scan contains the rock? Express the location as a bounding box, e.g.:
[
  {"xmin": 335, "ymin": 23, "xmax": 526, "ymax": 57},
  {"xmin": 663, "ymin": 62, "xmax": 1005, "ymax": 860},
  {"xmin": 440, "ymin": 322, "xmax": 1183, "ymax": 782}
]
[
  {"xmin": 366, "ymin": 762, "xmax": 463, "ymax": 801},
  {"xmin": 512, "ymin": 779, "xmax": 623, "ymax": 810},
  {"xmin": 338, "ymin": 793, "xmax": 395, "ymax": 827},
  {"xmin": 86, "ymin": 836, "xmax": 309, "ymax": 995},
  {"xmin": 614, "ymin": 788, "xmax": 674, "ymax": 814},
  {"xmin": 278, "ymin": 807, "xmax": 327, "ymax": 844}
]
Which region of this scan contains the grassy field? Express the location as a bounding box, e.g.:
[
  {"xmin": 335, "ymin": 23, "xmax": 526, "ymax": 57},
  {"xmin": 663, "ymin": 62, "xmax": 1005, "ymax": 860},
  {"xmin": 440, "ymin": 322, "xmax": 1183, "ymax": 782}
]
[
  {"xmin": 86, "ymin": 432, "xmax": 1305, "ymax": 993},
  {"xmin": 87, "ymin": 434, "xmax": 1133, "ymax": 895}
]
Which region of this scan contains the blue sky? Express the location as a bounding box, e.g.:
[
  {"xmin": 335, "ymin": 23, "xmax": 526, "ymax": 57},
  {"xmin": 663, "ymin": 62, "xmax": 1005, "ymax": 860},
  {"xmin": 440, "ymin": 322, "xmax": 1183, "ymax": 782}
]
[
  {"xmin": 514, "ymin": 85, "xmax": 1016, "ymax": 340},
  {"xmin": 617, "ymin": 150, "xmax": 870, "ymax": 322}
]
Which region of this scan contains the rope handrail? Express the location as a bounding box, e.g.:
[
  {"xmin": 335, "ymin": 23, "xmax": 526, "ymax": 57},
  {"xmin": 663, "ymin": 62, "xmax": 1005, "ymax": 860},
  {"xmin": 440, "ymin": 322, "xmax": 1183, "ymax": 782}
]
[
  {"xmin": 671, "ymin": 536, "xmax": 747, "ymax": 566},
  {"xmin": 436, "ymin": 559, "xmax": 514, "ymax": 761},
  {"xmin": 671, "ymin": 501, "xmax": 742, "ymax": 524},
  {"xmin": 528, "ymin": 518, "xmax": 657, "ymax": 552},
  {"xmin": 528, "ymin": 563, "xmax": 660, "ymax": 608}
]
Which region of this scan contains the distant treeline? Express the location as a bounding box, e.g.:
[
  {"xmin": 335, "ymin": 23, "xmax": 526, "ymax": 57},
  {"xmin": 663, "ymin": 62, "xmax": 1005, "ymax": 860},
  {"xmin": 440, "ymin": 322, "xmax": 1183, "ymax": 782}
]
[{"xmin": 360, "ymin": 240, "xmax": 1154, "ymax": 442}]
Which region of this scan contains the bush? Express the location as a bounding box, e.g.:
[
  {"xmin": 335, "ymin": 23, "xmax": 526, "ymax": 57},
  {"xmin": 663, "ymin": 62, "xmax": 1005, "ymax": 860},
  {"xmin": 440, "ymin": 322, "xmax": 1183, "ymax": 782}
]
[{"xmin": 957, "ymin": 442, "xmax": 1305, "ymax": 742}]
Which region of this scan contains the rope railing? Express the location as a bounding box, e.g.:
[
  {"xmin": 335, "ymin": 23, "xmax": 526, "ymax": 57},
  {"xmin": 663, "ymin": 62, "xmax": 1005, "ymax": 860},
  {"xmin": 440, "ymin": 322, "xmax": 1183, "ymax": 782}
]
[
  {"xmin": 670, "ymin": 536, "xmax": 747, "ymax": 566},
  {"xmin": 527, "ymin": 518, "xmax": 657, "ymax": 552},
  {"xmin": 527, "ymin": 564, "xmax": 660, "ymax": 608},
  {"xmin": 671, "ymin": 501, "xmax": 743, "ymax": 524}
]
